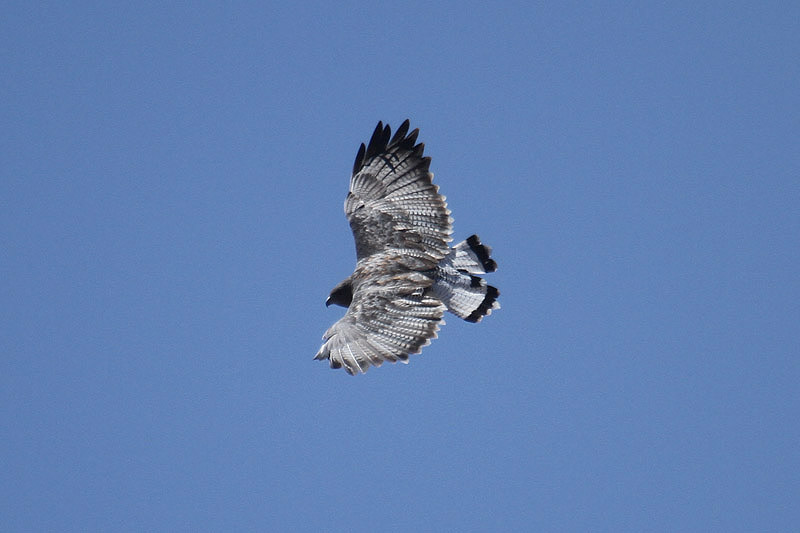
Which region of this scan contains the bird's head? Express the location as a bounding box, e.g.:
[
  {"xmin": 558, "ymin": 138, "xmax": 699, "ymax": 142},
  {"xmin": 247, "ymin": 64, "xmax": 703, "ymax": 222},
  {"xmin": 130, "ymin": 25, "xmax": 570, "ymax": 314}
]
[{"xmin": 326, "ymin": 278, "xmax": 353, "ymax": 308}]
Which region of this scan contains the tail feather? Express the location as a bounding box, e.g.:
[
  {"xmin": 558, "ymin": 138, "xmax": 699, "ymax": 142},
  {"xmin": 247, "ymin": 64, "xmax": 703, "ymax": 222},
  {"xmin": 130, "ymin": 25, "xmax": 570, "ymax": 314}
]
[
  {"xmin": 433, "ymin": 235, "xmax": 500, "ymax": 322},
  {"xmin": 449, "ymin": 234, "xmax": 497, "ymax": 274},
  {"xmin": 466, "ymin": 284, "xmax": 499, "ymax": 323}
]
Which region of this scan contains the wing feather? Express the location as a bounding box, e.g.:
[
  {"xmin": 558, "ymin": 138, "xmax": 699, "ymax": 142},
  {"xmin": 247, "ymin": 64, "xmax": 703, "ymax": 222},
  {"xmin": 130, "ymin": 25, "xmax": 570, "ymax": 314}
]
[
  {"xmin": 315, "ymin": 252, "xmax": 446, "ymax": 374},
  {"xmin": 346, "ymin": 120, "xmax": 452, "ymax": 263},
  {"xmin": 315, "ymin": 292, "xmax": 445, "ymax": 374}
]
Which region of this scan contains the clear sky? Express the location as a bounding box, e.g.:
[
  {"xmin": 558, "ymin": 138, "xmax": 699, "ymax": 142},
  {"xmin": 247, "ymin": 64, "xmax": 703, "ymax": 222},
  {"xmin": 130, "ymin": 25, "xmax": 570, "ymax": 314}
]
[{"xmin": 2, "ymin": 2, "xmax": 798, "ymax": 531}]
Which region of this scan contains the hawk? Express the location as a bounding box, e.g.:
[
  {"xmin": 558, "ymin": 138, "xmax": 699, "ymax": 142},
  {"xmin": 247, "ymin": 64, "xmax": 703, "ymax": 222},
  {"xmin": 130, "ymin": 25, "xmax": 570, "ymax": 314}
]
[{"xmin": 315, "ymin": 120, "xmax": 499, "ymax": 374}]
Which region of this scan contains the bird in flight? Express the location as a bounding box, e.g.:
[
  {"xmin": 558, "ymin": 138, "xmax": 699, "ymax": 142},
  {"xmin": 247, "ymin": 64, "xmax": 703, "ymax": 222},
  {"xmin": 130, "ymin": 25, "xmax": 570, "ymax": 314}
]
[{"xmin": 315, "ymin": 120, "xmax": 499, "ymax": 374}]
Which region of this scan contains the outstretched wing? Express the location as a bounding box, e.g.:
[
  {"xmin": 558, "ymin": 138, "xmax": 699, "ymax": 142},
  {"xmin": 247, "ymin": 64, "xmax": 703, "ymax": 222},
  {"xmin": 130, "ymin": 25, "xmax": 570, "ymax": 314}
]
[
  {"xmin": 345, "ymin": 120, "xmax": 453, "ymax": 267},
  {"xmin": 315, "ymin": 253, "xmax": 446, "ymax": 374},
  {"xmin": 315, "ymin": 285, "xmax": 445, "ymax": 375}
]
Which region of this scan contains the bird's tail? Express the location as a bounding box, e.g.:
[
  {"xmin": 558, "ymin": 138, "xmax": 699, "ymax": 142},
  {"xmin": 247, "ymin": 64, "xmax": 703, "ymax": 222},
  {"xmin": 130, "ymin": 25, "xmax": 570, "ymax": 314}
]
[
  {"xmin": 432, "ymin": 235, "xmax": 499, "ymax": 323},
  {"xmin": 449, "ymin": 234, "xmax": 497, "ymax": 274}
]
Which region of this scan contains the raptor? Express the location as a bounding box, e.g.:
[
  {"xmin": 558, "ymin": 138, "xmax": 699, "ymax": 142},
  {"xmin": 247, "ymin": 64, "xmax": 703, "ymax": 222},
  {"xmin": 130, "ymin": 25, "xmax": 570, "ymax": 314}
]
[{"xmin": 315, "ymin": 120, "xmax": 499, "ymax": 374}]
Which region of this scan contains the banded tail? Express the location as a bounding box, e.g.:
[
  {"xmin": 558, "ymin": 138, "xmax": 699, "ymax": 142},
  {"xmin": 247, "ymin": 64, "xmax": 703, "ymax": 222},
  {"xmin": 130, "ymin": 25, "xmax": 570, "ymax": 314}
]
[{"xmin": 431, "ymin": 234, "xmax": 500, "ymax": 323}]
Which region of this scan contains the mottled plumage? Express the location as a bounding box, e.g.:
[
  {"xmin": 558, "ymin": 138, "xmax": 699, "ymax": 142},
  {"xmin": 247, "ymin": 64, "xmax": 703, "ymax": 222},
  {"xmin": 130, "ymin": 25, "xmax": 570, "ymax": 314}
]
[{"xmin": 315, "ymin": 120, "xmax": 499, "ymax": 374}]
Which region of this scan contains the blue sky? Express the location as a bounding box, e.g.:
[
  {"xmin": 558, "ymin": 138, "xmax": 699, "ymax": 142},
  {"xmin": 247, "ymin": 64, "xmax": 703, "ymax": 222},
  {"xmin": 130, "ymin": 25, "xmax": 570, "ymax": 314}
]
[{"xmin": 2, "ymin": 2, "xmax": 798, "ymax": 531}]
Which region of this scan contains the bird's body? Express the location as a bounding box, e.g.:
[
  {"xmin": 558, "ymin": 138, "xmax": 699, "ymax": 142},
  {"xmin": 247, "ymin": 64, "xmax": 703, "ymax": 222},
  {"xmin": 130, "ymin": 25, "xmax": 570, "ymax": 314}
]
[{"xmin": 315, "ymin": 120, "xmax": 499, "ymax": 374}]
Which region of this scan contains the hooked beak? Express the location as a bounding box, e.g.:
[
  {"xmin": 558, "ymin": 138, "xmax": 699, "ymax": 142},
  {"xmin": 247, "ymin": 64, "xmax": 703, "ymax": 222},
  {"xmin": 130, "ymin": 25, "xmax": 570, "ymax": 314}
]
[{"xmin": 325, "ymin": 297, "xmax": 332, "ymax": 307}]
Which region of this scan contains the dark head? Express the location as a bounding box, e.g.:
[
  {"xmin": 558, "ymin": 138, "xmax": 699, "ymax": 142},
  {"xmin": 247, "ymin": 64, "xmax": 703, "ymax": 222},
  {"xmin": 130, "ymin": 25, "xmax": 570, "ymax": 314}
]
[{"xmin": 326, "ymin": 279, "xmax": 353, "ymax": 308}]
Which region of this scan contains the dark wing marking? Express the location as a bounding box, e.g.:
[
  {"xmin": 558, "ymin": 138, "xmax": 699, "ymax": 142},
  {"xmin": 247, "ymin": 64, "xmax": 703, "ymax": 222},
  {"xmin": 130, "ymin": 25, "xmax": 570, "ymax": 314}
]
[
  {"xmin": 315, "ymin": 254, "xmax": 446, "ymax": 374},
  {"xmin": 346, "ymin": 120, "xmax": 453, "ymax": 266}
]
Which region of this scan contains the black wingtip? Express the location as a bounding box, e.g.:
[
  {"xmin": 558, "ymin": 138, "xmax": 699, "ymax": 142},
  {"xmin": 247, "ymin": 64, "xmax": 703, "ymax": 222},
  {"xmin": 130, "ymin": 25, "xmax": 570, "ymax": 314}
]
[
  {"xmin": 353, "ymin": 120, "xmax": 424, "ymax": 175},
  {"xmin": 365, "ymin": 121, "xmax": 391, "ymax": 161},
  {"xmin": 352, "ymin": 143, "xmax": 366, "ymax": 175},
  {"xmin": 406, "ymin": 128, "xmax": 420, "ymax": 148},
  {"xmin": 390, "ymin": 119, "xmax": 410, "ymax": 146}
]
